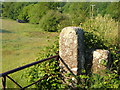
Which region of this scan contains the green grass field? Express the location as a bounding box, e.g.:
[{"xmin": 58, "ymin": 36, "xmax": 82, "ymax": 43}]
[{"xmin": 1, "ymin": 18, "xmax": 59, "ymax": 88}]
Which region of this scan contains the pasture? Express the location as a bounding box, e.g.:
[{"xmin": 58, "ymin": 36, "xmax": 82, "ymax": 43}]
[{"xmin": 1, "ymin": 19, "xmax": 58, "ymax": 88}]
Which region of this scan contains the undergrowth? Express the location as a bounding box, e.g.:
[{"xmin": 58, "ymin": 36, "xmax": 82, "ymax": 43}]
[{"xmin": 23, "ymin": 15, "xmax": 120, "ymax": 89}]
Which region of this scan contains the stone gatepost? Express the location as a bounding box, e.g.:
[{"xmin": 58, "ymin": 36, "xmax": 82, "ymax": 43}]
[
  {"xmin": 92, "ymin": 49, "xmax": 111, "ymax": 74},
  {"xmin": 59, "ymin": 27, "xmax": 85, "ymax": 76}
]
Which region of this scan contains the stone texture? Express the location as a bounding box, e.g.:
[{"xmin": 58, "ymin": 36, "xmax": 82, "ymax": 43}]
[
  {"xmin": 59, "ymin": 27, "xmax": 85, "ymax": 75},
  {"xmin": 92, "ymin": 49, "xmax": 110, "ymax": 74}
]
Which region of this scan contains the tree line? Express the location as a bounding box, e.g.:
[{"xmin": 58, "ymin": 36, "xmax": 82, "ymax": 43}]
[{"xmin": 2, "ymin": 2, "xmax": 119, "ymax": 32}]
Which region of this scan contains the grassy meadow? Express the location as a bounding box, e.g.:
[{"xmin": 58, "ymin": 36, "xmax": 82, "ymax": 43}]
[{"xmin": 1, "ymin": 18, "xmax": 58, "ymax": 88}]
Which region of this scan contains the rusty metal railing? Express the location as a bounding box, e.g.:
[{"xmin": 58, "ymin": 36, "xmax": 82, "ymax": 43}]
[{"xmin": 0, "ymin": 54, "xmax": 59, "ymax": 90}]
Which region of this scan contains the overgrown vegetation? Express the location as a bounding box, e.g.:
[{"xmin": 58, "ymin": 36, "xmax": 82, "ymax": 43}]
[
  {"xmin": 24, "ymin": 41, "xmax": 67, "ymax": 89},
  {"xmin": 24, "ymin": 30, "xmax": 120, "ymax": 89},
  {"xmin": 82, "ymin": 14, "xmax": 119, "ymax": 46},
  {"xmin": 24, "ymin": 15, "xmax": 119, "ymax": 88},
  {"xmin": 1, "ymin": 2, "xmax": 119, "ymax": 89}
]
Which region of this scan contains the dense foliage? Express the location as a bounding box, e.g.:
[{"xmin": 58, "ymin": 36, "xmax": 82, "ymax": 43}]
[
  {"xmin": 2, "ymin": 2, "xmax": 35, "ymax": 20},
  {"xmin": 23, "ymin": 3, "xmax": 50, "ymax": 24},
  {"xmin": 24, "ymin": 40, "xmax": 67, "ymax": 89},
  {"xmin": 82, "ymin": 14, "xmax": 118, "ymax": 46},
  {"xmin": 39, "ymin": 10, "xmax": 64, "ymax": 32},
  {"xmin": 2, "ymin": 2, "xmax": 119, "ymax": 31},
  {"xmin": 62, "ymin": 2, "xmax": 90, "ymax": 24}
]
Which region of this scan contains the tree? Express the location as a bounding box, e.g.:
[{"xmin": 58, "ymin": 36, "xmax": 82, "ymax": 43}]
[
  {"xmin": 2, "ymin": 2, "xmax": 34, "ymax": 20},
  {"xmin": 26, "ymin": 3, "xmax": 50, "ymax": 24},
  {"xmin": 18, "ymin": 4, "xmax": 34, "ymax": 22},
  {"xmin": 39, "ymin": 10, "xmax": 64, "ymax": 32},
  {"xmin": 105, "ymin": 2, "xmax": 119, "ymax": 21},
  {"xmin": 62, "ymin": 2, "xmax": 90, "ymax": 25},
  {"xmin": 90, "ymin": 2, "xmax": 110, "ymax": 17},
  {"xmin": 2, "ymin": 2, "xmax": 13, "ymax": 18}
]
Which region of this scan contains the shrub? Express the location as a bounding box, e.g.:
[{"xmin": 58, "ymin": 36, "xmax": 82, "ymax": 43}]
[
  {"xmin": 62, "ymin": 2, "xmax": 89, "ymax": 25},
  {"xmin": 2, "ymin": 2, "xmax": 32, "ymax": 20},
  {"xmin": 39, "ymin": 10, "xmax": 64, "ymax": 32},
  {"xmin": 57, "ymin": 14, "xmax": 72, "ymax": 32},
  {"xmin": 18, "ymin": 4, "xmax": 33, "ymax": 22},
  {"xmin": 82, "ymin": 14, "xmax": 118, "ymax": 46},
  {"xmin": 28, "ymin": 3, "xmax": 49, "ymax": 24},
  {"xmin": 77, "ymin": 71, "xmax": 120, "ymax": 88},
  {"xmin": 84, "ymin": 31, "xmax": 106, "ymax": 50}
]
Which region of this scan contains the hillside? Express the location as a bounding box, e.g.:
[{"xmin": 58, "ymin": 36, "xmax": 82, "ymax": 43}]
[{"xmin": 1, "ymin": 18, "xmax": 58, "ymax": 72}]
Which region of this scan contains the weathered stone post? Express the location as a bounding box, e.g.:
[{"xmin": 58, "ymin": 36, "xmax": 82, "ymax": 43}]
[
  {"xmin": 92, "ymin": 49, "xmax": 111, "ymax": 74},
  {"xmin": 59, "ymin": 27, "xmax": 85, "ymax": 76}
]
